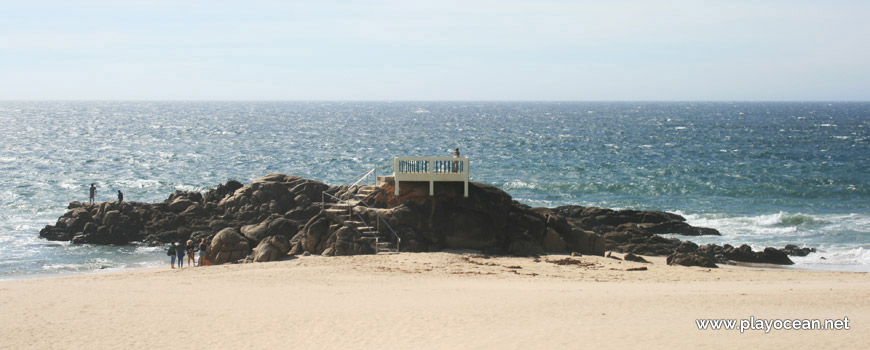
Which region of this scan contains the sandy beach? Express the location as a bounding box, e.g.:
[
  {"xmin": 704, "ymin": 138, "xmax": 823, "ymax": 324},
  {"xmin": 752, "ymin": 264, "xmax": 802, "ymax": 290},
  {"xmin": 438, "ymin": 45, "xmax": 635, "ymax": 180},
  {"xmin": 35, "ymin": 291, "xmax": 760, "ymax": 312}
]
[{"xmin": 1, "ymin": 252, "xmax": 867, "ymax": 349}]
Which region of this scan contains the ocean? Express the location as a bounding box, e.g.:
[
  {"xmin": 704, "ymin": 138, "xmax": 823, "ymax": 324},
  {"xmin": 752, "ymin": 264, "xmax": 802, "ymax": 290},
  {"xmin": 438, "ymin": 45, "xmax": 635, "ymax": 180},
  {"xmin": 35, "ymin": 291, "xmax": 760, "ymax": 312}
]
[{"xmin": 1, "ymin": 101, "xmax": 868, "ymax": 279}]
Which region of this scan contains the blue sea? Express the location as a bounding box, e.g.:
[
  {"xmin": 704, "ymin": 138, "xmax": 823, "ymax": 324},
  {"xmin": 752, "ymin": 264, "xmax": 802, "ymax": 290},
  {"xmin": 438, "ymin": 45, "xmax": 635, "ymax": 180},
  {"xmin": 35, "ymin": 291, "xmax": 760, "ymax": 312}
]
[{"xmin": 1, "ymin": 101, "xmax": 868, "ymax": 279}]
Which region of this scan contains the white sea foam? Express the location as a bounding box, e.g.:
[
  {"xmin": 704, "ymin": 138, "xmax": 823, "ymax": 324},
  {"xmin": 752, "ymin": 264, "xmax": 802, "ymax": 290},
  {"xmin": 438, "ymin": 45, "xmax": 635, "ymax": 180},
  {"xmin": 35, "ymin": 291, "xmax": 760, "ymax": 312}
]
[
  {"xmin": 791, "ymin": 246, "xmax": 870, "ymax": 272},
  {"xmin": 504, "ymin": 180, "xmax": 537, "ymax": 190},
  {"xmin": 680, "ymin": 211, "xmax": 869, "ymax": 270}
]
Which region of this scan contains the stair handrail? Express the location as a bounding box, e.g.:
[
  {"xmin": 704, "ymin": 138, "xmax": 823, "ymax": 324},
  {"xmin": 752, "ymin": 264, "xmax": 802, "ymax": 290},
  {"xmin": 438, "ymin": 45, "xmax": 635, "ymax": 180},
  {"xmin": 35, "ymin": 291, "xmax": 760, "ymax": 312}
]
[
  {"xmin": 322, "ymin": 168, "xmax": 374, "ymax": 198},
  {"xmin": 349, "ymin": 167, "xmax": 377, "ymax": 188},
  {"xmin": 321, "ymin": 191, "xmax": 346, "ymax": 211},
  {"xmin": 325, "ymin": 164, "xmax": 391, "ymax": 198},
  {"xmin": 321, "ymin": 164, "xmax": 393, "ymax": 209}
]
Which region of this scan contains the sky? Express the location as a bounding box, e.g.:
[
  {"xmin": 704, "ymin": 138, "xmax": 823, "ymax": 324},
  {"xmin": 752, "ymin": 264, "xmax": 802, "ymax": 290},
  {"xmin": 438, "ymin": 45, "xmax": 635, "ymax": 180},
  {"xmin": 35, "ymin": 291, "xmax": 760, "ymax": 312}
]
[{"xmin": 1, "ymin": 0, "xmax": 869, "ymax": 101}]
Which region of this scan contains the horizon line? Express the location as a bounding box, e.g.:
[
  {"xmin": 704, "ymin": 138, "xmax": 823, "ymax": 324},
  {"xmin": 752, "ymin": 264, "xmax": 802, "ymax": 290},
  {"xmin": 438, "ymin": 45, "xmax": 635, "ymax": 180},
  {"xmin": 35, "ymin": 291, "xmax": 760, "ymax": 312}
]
[{"xmin": 1, "ymin": 99, "xmax": 869, "ymax": 103}]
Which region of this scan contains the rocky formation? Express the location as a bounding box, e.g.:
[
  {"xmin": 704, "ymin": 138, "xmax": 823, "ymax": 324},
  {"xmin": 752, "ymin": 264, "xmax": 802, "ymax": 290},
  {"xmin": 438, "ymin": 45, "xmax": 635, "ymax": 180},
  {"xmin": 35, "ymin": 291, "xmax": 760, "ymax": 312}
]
[
  {"xmin": 697, "ymin": 244, "xmax": 794, "ymax": 266},
  {"xmin": 623, "ymin": 253, "xmax": 650, "ymax": 264},
  {"xmin": 782, "ymin": 244, "xmax": 816, "ymax": 257},
  {"xmin": 667, "ymin": 252, "xmax": 718, "ymax": 268},
  {"xmin": 38, "ymin": 173, "xmax": 811, "ymax": 267},
  {"xmin": 40, "ymin": 174, "xmax": 329, "ymax": 264}
]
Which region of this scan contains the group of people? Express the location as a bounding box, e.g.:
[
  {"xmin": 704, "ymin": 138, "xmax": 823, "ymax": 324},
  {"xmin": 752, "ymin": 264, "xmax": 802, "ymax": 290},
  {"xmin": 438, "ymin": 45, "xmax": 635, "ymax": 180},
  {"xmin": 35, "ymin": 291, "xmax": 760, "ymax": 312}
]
[
  {"xmin": 88, "ymin": 183, "xmax": 123, "ymax": 204},
  {"xmin": 167, "ymin": 238, "xmax": 209, "ymax": 269}
]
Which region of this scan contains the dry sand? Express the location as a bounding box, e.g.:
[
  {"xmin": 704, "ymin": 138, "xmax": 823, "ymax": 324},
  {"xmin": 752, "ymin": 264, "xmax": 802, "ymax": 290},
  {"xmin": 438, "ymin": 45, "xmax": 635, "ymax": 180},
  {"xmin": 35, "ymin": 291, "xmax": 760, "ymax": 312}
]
[{"xmin": 1, "ymin": 252, "xmax": 868, "ymax": 349}]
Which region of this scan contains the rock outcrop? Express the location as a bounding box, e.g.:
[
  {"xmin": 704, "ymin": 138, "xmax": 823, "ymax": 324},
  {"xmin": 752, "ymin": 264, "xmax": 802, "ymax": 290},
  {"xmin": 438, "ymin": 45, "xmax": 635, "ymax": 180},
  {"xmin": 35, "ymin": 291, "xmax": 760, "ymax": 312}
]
[
  {"xmin": 353, "ymin": 181, "xmax": 608, "ymax": 257},
  {"xmin": 782, "ymin": 244, "xmax": 816, "ymax": 257},
  {"xmin": 39, "ymin": 174, "xmax": 329, "ymax": 263},
  {"xmin": 667, "ymin": 252, "xmax": 718, "ymax": 268},
  {"xmin": 697, "ymin": 244, "xmax": 795, "ymax": 265},
  {"xmin": 40, "ymin": 173, "xmax": 798, "ymax": 267}
]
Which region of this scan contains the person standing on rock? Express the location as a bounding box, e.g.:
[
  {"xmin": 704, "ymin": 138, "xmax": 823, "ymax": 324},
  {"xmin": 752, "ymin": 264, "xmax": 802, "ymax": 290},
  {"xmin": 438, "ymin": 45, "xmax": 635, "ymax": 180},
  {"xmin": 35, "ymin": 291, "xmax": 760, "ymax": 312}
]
[
  {"xmin": 198, "ymin": 238, "xmax": 208, "ymax": 266},
  {"xmin": 168, "ymin": 242, "xmax": 177, "ymax": 269},
  {"xmin": 89, "ymin": 184, "xmax": 97, "ymax": 204},
  {"xmin": 452, "ymin": 148, "xmax": 461, "ymax": 172},
  {"xmin": 186, "ymin": 240, "xmax": 195, "ymax": 267},
  {"xmin": 177, "ymin": 241, "xmax": 186, "ymax": 269},
  {"xmin": 117, "ymin": 190, "xmax": 123, "ymax": 203}
]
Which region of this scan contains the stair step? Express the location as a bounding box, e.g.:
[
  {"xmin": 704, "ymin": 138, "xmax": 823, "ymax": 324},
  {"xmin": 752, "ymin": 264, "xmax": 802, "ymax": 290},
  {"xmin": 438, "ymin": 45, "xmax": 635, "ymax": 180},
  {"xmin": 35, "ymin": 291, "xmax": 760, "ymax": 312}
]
[
  {"xmin": 323, "ymin": 209, "xmax": 348, "ymax": 214},
  {"xmin": 355, "ymin": 226, "xmax": 375, "ymax": 231}
]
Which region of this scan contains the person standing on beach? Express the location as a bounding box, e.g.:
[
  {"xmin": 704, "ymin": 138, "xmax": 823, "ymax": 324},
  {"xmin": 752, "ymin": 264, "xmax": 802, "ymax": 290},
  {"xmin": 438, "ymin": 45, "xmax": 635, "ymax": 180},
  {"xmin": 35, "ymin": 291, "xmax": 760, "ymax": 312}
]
[
  {"xmin": 176, "ymin": 241, "xmax": 186, "ymax": 269},
  {"xmin": 168, "ymin": 242, "xmax": 177, "ymax": 269},
  {"xmin": 89, "ymin": 184, "xmax": 96, "ymax": 204},
  {"xmin": 117, "ymin": 190, "xmax": 123, "ymax": 203},
  {"xmin": 186, "ymin": 240, "xmax": 195, "ymax": 267},
  {"xmin": 198, "ymin": 238, "xmax": 208, "ymax": 266}
]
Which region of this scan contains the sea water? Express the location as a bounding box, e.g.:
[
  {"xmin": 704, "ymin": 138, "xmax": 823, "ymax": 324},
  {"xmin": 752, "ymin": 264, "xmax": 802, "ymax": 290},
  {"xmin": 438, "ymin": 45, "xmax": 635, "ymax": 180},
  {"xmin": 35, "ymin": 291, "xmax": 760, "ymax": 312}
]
[{"xmin": 1, "ymin": 101, "xmax": 868, "ymax": 278}]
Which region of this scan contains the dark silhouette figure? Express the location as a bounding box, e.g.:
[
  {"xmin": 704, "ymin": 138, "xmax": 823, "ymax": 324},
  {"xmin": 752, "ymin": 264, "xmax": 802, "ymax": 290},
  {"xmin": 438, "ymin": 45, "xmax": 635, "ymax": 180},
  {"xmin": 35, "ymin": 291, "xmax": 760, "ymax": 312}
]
[
  {"xmin": 89, "ymin": 184, "xmax": 96, "ymax": 204},
  {"xmin": 117, "ymin": 190, "xmax": 123, "ymax": 203},
  {"xmin": 452, "ymin": 148, "xmax": 461, "ymax": 172}
]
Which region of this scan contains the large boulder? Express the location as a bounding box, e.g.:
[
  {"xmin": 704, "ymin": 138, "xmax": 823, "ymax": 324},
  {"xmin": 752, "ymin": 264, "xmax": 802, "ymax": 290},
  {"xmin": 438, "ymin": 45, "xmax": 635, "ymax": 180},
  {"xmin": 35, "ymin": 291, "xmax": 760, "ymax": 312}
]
[
  {"xmin": 667, "ymin": 252, "xmax": 718, "ymax": 268},
  {"xmin": 251, "ymin": 235, "xmax": 292, "ymax": 262},
  {"xmin": 169, "ymin": 198, "xmax": 195, "ymax": 213},
  {"xmin": 203, "ymin": 180, "xmax": 244, "ymax": 203},
  {"xmin": 321, "ymin": 226, "xmax": 376, "ymax": 256},
  {"xmin": 541, "ymin": 228, "xmax": 568, "ymax": 253},
  {"xmin": 165, "ymin": 190, "xmax": 203, "ymax": 205},
  {"xmin": 563, "ymin": 228, "xmax": 606, "ymax": 256},
  {"xmin": 241, "ymin": 216, "xmax": 299, "ymax": 242},
  {"xmin": 372, "ymin": 182, "xmax": 514, "ymax": 252},
  {"xmin": 782, "ymin": 244, "xmax": 816, "ymax": 257},
  {"xmin": 300, "ymin": 214, "xmax": 331, "ymax": 253},
  {"xmin": 102, "ymin": 210, "xmax": 122, "ymax": 226},
  {"xmin": 759, "ymin": 247, "xmax": 794, "ymax": 265},
  {"xmin": 209, "ymin": 228, "xmax": 251, "ymax": 265}
]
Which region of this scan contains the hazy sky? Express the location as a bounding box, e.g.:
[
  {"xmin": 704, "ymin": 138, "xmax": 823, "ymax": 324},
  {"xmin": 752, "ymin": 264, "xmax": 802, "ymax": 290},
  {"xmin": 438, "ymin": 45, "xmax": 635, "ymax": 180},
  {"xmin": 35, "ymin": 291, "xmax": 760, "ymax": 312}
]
[{"xmin": 2, "ymin": 0, "xmax": 868, "ymax": 101}]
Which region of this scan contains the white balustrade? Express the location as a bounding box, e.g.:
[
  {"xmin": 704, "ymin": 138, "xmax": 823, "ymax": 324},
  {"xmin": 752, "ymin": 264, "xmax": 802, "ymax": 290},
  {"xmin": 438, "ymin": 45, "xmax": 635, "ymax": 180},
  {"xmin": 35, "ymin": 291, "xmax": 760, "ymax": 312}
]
[{"xmin": 393, "ymin": 156, "xmax": 469, "ymax": 197}]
